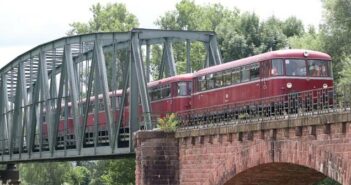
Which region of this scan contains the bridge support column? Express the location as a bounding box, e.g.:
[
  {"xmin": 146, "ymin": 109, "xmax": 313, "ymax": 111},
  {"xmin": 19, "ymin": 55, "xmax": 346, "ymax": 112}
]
[
  {"xmin": 0, "ymin": 164, "xmax": 20, "ymax": 185},
  {"xmin": 134, "ymin": 131, "xmax": 179, "ymax": 185}
]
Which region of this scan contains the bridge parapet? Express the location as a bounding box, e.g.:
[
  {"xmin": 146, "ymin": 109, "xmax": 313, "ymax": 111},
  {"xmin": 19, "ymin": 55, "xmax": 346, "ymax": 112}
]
[{"xmin": 135, "ymin": 111, "xmax": 351, "ymax": 185}]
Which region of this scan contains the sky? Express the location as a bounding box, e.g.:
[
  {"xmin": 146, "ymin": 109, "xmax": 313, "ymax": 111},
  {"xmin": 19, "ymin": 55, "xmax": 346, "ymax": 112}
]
[{"xmin": 0, "ymin": 0, "xmax": 324, "ymax": 68}]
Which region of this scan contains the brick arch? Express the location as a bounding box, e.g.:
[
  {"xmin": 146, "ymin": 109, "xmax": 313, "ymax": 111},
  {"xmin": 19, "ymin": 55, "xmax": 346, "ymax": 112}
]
[{"xmin": 207, "ymin": 139, "xmax": 349, "ymax": 185}]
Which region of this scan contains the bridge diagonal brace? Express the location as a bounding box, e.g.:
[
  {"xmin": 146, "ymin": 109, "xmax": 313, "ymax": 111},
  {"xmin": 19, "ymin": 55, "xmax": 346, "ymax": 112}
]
[
  {"xmin": 131, "ymin": 32, "xmax": 152, "ymax": 130},
  {"xmin": 28, "ymin": 66, "xmax": 41, "ymax": 156},
  {"xmin": 112, "ymin": 64, "xmax": 129, "ymax": 152},
  {"xmin": 164, "ymin": 38, "xmax": 177, "ymax": 77},
  {"xmin": 208, "ymin": 35, "xmax": 222, "ymax": 66},
  {"xmin": 38, "ymin": 51, "xmax": 55, "ymax": 154},
  {"xmin": 63, "ymin": 44, "xmax": 81, "ymax": 153},
  {"xmin": 19, "ymin": 63, "xmax": 29, "ymax": 155},
  {"xmin": 10, "ymin": 67, "xmax": 23, "ymax": 156},
  {"xmin": 93, "ymin": 39, "xmax": 114, "ymax": 148},
  {"xmin": 81, "ymin": 57, "xmax": 95, "ymax": 152}
]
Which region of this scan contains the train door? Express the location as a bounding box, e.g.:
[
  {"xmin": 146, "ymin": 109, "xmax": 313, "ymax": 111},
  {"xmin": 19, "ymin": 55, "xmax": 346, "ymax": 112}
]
[
  {"xmin": 162, "ymin": 84, "xmax": 172, "ymax": 115},
  {"xmin": 260, "ymin": 61, "xmax": 270, "ymax": 99}
]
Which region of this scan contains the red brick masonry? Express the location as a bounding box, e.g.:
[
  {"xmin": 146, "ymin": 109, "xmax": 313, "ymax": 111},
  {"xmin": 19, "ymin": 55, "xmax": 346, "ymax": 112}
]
[{"xmin": 135, "ymin": 111, "xmax": 351, "ymax": 185}]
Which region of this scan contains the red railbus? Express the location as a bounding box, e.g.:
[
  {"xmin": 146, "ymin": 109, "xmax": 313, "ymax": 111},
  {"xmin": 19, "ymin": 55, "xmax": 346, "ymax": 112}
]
[
  {"xmin": 192, "ymin": 49, "xmax": 333, "ymax": 109},
  {"xmin": 41, "ymin": 49, "xmax": 333, "ymax": 148}
]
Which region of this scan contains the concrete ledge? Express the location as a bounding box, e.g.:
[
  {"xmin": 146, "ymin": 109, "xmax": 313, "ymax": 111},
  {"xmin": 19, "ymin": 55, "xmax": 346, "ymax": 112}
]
[
  {"xmin": 134, "ymin": 130, "xmax": 175, "ymax": 140},
  {"xmin": 175, "ymin": 111, "xmax": 351, "ymax": 138}
]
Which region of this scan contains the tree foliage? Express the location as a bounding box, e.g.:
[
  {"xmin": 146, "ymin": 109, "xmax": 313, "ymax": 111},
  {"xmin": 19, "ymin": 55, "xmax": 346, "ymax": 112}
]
[
  {"xmin": 155, "ymin": 0, "xmax": 304, "ymax": 75},
  {"xmin": 320, "ymin": 0, "xmax": 351, "ymax": 82},
  {"xmin": 20, "ymin": 162, "xmax": 72, "ymax": 185},
  {"xmin": 68, "ymin": 3, "xmax": 139, "ymax": 35}
]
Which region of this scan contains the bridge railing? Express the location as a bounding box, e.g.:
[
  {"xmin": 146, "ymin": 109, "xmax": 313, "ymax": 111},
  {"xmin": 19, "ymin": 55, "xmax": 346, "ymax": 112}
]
[{"xmin": 177, "ymin": 85, "xmax": 351, "ymax": 128}]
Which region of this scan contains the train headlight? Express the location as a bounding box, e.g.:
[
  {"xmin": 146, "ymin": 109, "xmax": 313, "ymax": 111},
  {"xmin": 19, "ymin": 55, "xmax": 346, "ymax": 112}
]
[
  {"xmin": 303, "ymin": 51, "xmax": 309, "ymax": 57},
  {"xmin": 287, "ymin": 82, "xmax": 292, "ymax": 89},
  {"xmin": 323, "ymin": 83, "xmax": 328, "ymax": 89}
]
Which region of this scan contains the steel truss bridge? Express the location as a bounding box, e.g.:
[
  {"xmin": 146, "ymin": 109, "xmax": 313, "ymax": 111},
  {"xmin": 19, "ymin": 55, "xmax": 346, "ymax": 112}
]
[{"xmin": 0, "ymin": 28, "xmax": 222, "ymax": 163}]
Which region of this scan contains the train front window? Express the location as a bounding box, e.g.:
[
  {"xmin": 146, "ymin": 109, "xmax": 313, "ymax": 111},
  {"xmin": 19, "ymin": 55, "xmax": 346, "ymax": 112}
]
[
  {"xmin": 308, "ymin": 60, "xmax": 330, "ymax": 77},
  {"xmin": 271, "ymin": 59, "xmax": 284, "ymax": 76},
  {"xmin": 285, "ymin": 59, "xmax": 306, "ymax": 76}
]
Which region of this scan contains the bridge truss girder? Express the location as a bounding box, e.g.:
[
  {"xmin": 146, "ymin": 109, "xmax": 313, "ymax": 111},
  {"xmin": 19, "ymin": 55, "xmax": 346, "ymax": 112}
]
[{"xmin": 0, "ymin": 28, "xmax": 222, "ymax": 163}]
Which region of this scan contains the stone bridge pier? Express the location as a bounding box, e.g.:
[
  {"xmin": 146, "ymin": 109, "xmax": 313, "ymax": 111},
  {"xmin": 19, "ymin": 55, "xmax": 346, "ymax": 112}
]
[{"xmin": 135, "ymin": 112, "xmax": 351, "ymax": 185}]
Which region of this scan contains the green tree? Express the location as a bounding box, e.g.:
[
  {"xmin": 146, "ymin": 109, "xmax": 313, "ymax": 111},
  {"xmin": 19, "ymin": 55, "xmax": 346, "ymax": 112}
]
[
  {"xmin": 282, "ymin": 16, "xmax": 305, "ymax": 37},
  {"xmin": 68, "ymin": 3, "xmax": 139, "ymax": 35},
  {"xmin": 99, "ymin": 159, "xmax": 135, "ymax": 185},
  {"xmin": 65, "ymin": 166, "xmax": 91, "ymax": 185},
  {"xmin": 288, "ymin": 26, "xmax": 324, "ymax": 51},
  {"xmin": 320, "ymin": 0, "xmax": 351, "ymax": 82},
  {"xmin": 68, "ymin": 2, "xmax": 139, "ymax": 90},
  {"xmin": 156, "ymin": 0, "xmax": 297, "ymax": 66},
  {"xmin": 20, "ymin": 162, "xmax": 72, "ymax": 185}
]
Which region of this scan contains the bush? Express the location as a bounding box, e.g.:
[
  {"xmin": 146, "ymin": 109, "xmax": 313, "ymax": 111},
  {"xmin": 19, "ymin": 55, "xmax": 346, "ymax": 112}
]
[{"xmin": 157, "ymin": 113, "xmax": 178, "ymax": 132}]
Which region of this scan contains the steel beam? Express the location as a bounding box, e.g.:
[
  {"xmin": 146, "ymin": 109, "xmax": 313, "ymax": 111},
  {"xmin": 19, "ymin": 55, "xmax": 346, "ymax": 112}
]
[
  {"xmin": 131, "ymin": 32, "xmax": 152, "ymax": 130},
  {"xmin": 63, "ymin": 44, "xmax": 81, "ymax": 152},
  {"xmin": 146, "ymin": 42, "xmax": 151, "ymax": 82},
  {"xmin": 38, "ymin": 51, "xmax": 55, "ymax": 154},
  {"xmin": 164, "ymin": 38, "xmax": 177, "ymax": 77},
  {"xmin": 94, "ymin": 40, "xmax": 114, "ymax": 148},
  {"xmin": 129, "ymin": 46, "xmax": 138, "ymax": 152},
  {"xmin": 186, "ymin": 39, "xmax": 191, "ymax": 73},
  {"xmin": 10, "ymin": 67, "xmax": 22, "ymax": 155},
  {"xmin": 208, "ymin": 35, "xmax": 222, "ymax": 66},
  {"xmin": 0, "ymin": 75, "xmax": 9, "ymax": 159}
]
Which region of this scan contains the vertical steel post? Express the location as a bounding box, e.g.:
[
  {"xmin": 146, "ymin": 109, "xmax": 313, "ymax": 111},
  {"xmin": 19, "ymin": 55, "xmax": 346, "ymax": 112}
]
[
  {"xmin": 146, "ymin": 41, "xmax": 151, "ymax": 82},
  {"xmin": 129, "ymin": 44, "xmax": 138, "ymax": 152},
  {"xmin": 186, "ymin": 39, "xmax": 191, "ymax": 73},
  {"xmin": 0, "ymin": 74, "xmax": 9, "ymax": 159}
]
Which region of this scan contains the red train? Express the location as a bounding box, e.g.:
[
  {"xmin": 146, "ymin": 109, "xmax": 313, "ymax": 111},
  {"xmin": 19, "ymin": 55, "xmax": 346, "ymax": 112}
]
[{"xmin": 43, "ymin": 49, "xmax": 333, "ymax": 148}]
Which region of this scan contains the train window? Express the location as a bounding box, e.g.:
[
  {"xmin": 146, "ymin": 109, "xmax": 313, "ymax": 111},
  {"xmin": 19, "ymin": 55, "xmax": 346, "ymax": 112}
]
[
  {"xmin": 214, "ymin": 72, "xmax": 223, "ymax": 88},
  {"xmin": 241, "ymin": 66, "xmax": 250, "ymax": 82},
  {"xmin": 162, "ymin": 85, "xmax": 171, "ymax": 98},
  {"xmin": 232, "ymin": 68, "xmax": 240, "ymax": 84},
  {"xmin": 188, "ymin": 81, "xmax": 192, "ymax": 94},
  {"xmin": 98, "ymin": 99, "xmax": 104, "ymax": 111},
  {"xmin": 116, "ymin": 97, "xmax": 121, "ymax": 108},
  {"xmin": 199, "ymin": 76, "xmax": 206, "ymax": 91},
  {"xmin": 178, "ymin": 82, "xmax": 189, "ymax": 96},
  {"xmin": 285, "ymin": 59, "xmax": 306, "ymax": 76},
  {"xmin": 223, "ymin": 70, "xmax": 232, "ymax": 86},
  {"xmin": 206, "ymin": 74, "xmax": 215, "ymax": 89},
  {"xmin": 250, "ymin": 63, "xmax": 260, "ymax": 80},
  {"xmin": 271, "ymin": 59, "xmax": 284, "ymax": 76},
  {"xmin": 308, "ymin": 60, "xmax": 330, "ymax": 77},
  {"xmin": 150, "ymin": 88, "xmax": 161, "ymax": 101}
]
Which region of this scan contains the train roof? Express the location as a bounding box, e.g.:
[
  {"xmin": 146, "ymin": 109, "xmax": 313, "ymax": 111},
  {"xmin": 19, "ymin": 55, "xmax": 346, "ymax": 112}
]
[
  {"xmin": 148, "ymin": 73, "xmax": 193, "ymax": 87},
  {"xmin": 194, "ymin": 49, "xmax": 332, "ymax": 77}
]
